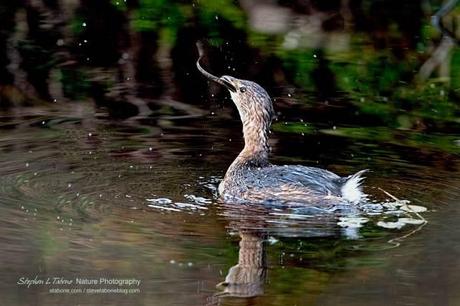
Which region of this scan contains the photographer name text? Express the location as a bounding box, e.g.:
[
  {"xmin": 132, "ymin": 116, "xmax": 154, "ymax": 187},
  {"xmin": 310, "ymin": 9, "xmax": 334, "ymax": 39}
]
[{"xmin": 17, "ymin": 276, "xmax": 141, "ymax": 288}]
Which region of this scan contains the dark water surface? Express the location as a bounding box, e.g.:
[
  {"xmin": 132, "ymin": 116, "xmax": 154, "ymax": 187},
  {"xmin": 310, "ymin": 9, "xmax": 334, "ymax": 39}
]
[
  {"xmin": 2, "ymin": 0, "xmax": 460, "ymax": 305},
  {"xmin": 1, "ymin": 102, "xmax": 460, "ymax": 306}
]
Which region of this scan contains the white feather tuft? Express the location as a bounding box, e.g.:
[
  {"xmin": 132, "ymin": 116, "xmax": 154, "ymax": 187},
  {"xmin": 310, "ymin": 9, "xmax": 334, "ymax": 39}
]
[{"xmin": 341, "ymin": 170, "xmax": 368, "ymax": 203}]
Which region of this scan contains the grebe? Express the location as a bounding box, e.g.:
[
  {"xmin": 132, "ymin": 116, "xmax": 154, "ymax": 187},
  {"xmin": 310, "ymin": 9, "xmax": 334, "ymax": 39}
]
[{"xmin": 197, "ymin": 49, "xmax": 367, "ymax": 205}]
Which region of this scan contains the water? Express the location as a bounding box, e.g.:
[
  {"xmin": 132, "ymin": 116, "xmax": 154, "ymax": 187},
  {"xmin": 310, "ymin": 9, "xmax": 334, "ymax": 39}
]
[
  {"xmin": 1, "ymin": 101, "xmax": 459, "ymax": 306},
  {"xmin": 2, "ymin": 0, "xmax": 460, "ymax": 305}
]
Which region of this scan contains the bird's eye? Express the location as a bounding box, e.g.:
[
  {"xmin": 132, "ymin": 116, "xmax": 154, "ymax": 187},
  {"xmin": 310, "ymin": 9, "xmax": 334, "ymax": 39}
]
[{"xmin": 240, "ymin": 87, "xmax": 247, "ymax": 93}]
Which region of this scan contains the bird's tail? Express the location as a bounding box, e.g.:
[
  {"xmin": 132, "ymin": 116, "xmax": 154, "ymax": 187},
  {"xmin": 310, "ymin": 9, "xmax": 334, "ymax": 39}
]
[{"xmin": 341, "ymin": 169, "xmax": 368, "ymax": 203}]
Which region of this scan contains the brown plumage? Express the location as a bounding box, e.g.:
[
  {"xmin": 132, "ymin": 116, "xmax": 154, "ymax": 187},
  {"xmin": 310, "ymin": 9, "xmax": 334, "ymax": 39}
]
[{"xmin": 196, "ymin": 48, "xmax": 367, "ymax": 206}]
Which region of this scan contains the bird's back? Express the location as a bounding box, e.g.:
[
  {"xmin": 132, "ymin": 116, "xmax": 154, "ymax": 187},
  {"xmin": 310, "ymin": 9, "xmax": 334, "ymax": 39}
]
[{"xmin": 219, "ymin": 165, "xmax": 366, "ymax": 205}]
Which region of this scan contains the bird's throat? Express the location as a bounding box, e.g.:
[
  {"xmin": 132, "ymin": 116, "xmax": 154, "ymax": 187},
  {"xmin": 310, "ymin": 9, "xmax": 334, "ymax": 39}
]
[{"xmin": 239, "ymin": 117, "xmax": 270, "ymax": 165}]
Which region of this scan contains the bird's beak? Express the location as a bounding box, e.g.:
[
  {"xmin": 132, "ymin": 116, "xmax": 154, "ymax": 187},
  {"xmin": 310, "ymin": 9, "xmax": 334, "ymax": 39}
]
[
  {"xmin": 219, "ymin": 76, "xmax": 237, "ymax": 93},
  {"xmin": 195, "ymin": 49, "xmax": 237, "ymax": 92}
]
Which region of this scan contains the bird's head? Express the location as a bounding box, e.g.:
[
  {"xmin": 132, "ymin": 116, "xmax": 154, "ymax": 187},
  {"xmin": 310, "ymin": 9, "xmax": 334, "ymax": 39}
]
[
  {"xmin": 196, "ymin": 46, "xmax": 273, "ymax": 158},
  {"xmin": 218, "ymin": 75, "xmax": 274, "ymax": 124}
]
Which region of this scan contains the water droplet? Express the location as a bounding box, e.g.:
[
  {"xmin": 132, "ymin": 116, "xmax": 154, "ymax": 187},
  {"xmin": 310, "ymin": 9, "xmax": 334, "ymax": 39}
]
[
  {"xmin": 149, "ymin": 147, "xmax": 153, "ymax": 151},
  {"xmin": 82, "ymin": 22, "xmax": 87, "ymax": 27},
  {"xmin": 401, "ymin": 205, "xmax": 427, "ymax": 213},
  {"xmin": 88, "ymin": 132, "xmax": 92, "ymax": 137},
  {"xmin": 147, "ymin": 198, "xmax": 172, "ymax": 205},
  {"xmin": 25, "ymin": 163, "xmax": 29, "ymax": 167}
]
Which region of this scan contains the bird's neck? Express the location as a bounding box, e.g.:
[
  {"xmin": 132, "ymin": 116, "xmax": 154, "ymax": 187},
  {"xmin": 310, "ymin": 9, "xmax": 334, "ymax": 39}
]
[
  {"xmin": 231, "ymin": 115, "xmax": 271, "ymax": 170},
  {"xmin": 241, "ymin": 118, "xmax": 270, "ymax": 160}
]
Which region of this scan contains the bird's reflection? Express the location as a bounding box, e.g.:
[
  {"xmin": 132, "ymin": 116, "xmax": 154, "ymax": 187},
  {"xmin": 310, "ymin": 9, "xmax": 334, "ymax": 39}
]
[
  {"xmin": 212, "ymin": 203, "xmax": 270, "ymax": 304},
  {"xmin": 211, "ymin": 201, "xmax": 347, "ymax": 305},
  {"xmin": 216, "ymin": 230, "xmax": 267, "ymax": 299}
]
